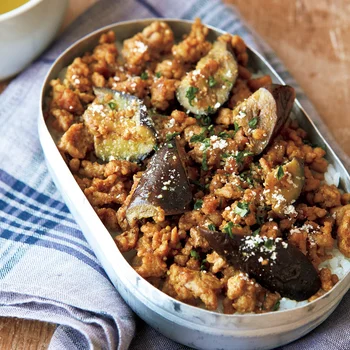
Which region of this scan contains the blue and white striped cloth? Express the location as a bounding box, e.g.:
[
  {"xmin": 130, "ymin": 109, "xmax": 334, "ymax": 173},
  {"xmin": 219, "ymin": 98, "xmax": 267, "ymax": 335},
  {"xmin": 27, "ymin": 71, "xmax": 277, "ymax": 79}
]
[{"xmin": 0, "ymin": 0, "xmax": 349, "ymax": 349}]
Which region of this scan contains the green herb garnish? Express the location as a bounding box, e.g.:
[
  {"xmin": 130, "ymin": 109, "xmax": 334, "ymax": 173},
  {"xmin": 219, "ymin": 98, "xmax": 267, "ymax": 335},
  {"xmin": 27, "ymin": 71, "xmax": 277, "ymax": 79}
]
[
  {"xmin": 264, "ymin": 239, "xmax": 274, "ymax": 250},
  {"xmin": 200, "ymin": 258, "xmax": 208, "ymax": 271},
  {"xmin": 166, "ymin": 132, "xmax": 180, "ymax": 141},
  {"xmin": 140, "ymin": 71, "xmax": 148, "ymax": 80},
  {"xmin": 248, "ymin": 117, "xmax": 258, "ymax": 129},
  {"xmin": 190, "ymin": 250, "xmax": 200, "ymax": 260},
  {"xmin": 208, "ymin": 76, "xmax": 217, "ymax": 88},
  {"xmin": 155, "ymin": 72, "xmax": 162, "ymax": 78},
  {"xmin": 252, "ymin": 228, "xmax": 260, "ymax": 236},
  {"xmin": 234, "ymin": 151, "xmax": 254, "ymax": 165},
  {"xmin": 223, "ymin": 222, "xmax": 234, "ymax": 238},
  {"xmin": 276, "ymin": 165, "xmax": 284, "ymax": 180},
  {"xmin": 233, "ymin": 121, "xmax": 240, "ymax": 135},
  {"xmin": 207, "ymin": 106, "xmax": 214, "ymax": 114},
  {"xmin": 208, "ymin": 224, "xmax": 216, "ymax": 231},
  {"xmin": 218, "ymin": 131, "xmax": 230, "ymax": 139},
  {"xmin": 153, "ymin": 144, "xmax": 159, "ymax": 152},
  {"xmin": 167, "ymin": 143, "xmax": 174, "ymax": 149},
  {"xmin": 202, "ymin": 151, "xmax": 208, "ymax": 171},
  {"xmin": 194, "ymin": 199, "xmax": 203, "ymax": 210},
  {"xmin": 233, "ymin": 202, "xmax": 250, "ymax": 217},
  {"xmin": 272, "ymin": 300, "xmax": 280, "ymax": 311},
  {"xmin": 108, "ymin": 101, "xmax": 117, "ymax": 110},
  {"xmin": 186, "ymin": 86, "xmax": 199, "ymax": 106},
  {"xmin": 190, "ymin": 128, "xmax": 207, "ymax": 143}
]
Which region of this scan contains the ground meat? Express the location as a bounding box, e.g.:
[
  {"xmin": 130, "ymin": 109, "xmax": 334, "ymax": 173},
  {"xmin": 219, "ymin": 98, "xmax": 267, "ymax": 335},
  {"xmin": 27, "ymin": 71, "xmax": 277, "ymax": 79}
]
[
  {"xmin": 51, "ymin": 108, "xmax": 74, "ymax": 132},
  {"xmin": 49, "ymin": 20, "xmax": 350, "ymax": 314},
  {"xmin": 84, "ymin": 174, "xmax": 130, "ymax": 207},
  {"xmin": 133, "ymin": 253, "xmax": 168, "ymax": 278},
  {"xmin": 58, "ymin": 123, "xmax": 93, "ymax": 159},
  {"xmin": 336, "ymin": 208, "xmax": 350, "ymax": 257},
  {"xmin": 155, "ymin": 59, "xmax": 187, "ymax": 79},
  {"xmin": 115, "ymin": 227, "xmax": 139, "ymax": 252},
  {"xmin": 314, "ymin": 184, "xmax": 341, "ymax": 208},
  {"xmin": 96, "ymin": 207, "xmax": 119, "ymax": 231},
  {"xmin": 151, "ymin": 77, "xmax": 179, "ymax": 110},
  {"xmin": 165, "ymin": 264, "xmax": 222, "ymax": 310},
  {"xmin": 50, "ymin": 79, "xmax": 84, "ymax": 115},
  {"xmin": 226, "ymin": 273, "xmax": 258, "ymax": 313},
  {"xmin": 122, "ymin": 21, "xmax": 174, "ymax": 74},
  {"xmin": 65, "ymin": 57, "xmax": 91, "ymax": 92},
  {"xmin": 172, "ymin": 18, "xmax": 211, "ymax": 63}
]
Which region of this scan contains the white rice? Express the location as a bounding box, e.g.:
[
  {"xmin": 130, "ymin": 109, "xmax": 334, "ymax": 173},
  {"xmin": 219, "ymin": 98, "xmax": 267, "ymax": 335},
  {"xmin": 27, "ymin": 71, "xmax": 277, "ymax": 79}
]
[{"xmin": 279, "ymin": 163, "xmax": 347, "ymax": 310}]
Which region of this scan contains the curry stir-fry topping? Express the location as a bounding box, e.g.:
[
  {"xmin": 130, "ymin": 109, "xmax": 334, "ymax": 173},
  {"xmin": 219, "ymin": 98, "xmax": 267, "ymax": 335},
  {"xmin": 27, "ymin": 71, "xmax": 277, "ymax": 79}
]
[{"xmin": 48, "ymin": 19, "xmax": 350, "ymax": 313}]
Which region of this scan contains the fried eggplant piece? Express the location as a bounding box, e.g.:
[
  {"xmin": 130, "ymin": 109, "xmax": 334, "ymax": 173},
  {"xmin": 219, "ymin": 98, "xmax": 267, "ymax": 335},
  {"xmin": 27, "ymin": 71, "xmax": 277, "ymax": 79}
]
[
  {"xmin": 233, "ymin": 84, "xmax": 295, "ymax": 154},
  {"xmin": 126, "ymin": 139, "xmax": 192, "ymax": 224},
  {"xmin": 199, "ymin": 228, "xmax": 321, "ymax": 301},
  {"xmin": 265, "ymin": 158, "xmax": 305, "ymax": 216},
  {"xmin": 177, "ymin": 41, "xmax": 238, "ymax": 115},
  {"xmin": 83, "ymin": 87, "xmax": 156, "ymax": 162}
]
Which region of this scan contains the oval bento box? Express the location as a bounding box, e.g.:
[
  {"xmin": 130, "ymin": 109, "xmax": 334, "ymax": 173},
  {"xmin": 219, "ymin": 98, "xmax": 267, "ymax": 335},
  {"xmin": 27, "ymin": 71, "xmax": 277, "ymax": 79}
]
[{"xmin": 38, "ymin": 19, "xmax": 350, "ymax": 350}]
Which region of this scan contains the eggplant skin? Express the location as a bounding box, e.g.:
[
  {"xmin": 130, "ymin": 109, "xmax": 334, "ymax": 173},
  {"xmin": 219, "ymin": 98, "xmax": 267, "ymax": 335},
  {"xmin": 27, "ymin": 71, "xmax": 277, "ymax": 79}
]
[
  {"xmin": 234, "ymin": 84, "xmax": 295, "ymax": 155},
  {"xmin": 126, "ymin": 139, "xmax": 193, "ymax": 224},
  {"xmin": 199, "ymin": 228, "xmax": 321, "ymax": 301}
]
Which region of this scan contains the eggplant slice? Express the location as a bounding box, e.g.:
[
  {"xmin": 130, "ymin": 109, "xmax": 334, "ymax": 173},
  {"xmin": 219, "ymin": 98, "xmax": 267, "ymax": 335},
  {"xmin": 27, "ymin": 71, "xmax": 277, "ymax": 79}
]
[
  {"xmin": 233, "ymin": 84, "xmax": 295, "ymax": 155},
  {"xmin": 177, "ymin": 41, "xmax": 238, "ymax": 115},
  {"xmin": 83, "ymin": 87, "xmax": 156, "ymax": 162},
  {"xmin": 199, "ymin": 228, "xmax": 321, "ymax": 301},
  {"xmin": 126, "ymin": 139, "xmax": 192, "ymax": 224},
  {"xmin": 264, "ymin": 158, "xmax": 305, "ymax": 216}
]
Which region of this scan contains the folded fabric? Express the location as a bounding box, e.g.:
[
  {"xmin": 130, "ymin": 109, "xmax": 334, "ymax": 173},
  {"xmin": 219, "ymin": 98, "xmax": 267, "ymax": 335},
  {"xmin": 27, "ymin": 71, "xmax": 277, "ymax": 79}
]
[{"xmin": 0, "ymin": 0, "xmax": 349, "ymax": 349}]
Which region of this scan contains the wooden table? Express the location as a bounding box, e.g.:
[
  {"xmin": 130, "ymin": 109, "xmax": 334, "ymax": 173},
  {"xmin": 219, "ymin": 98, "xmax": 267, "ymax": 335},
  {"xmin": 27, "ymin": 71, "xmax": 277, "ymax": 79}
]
[{"xmin": 0, "ymin": 0, "xmax": 349, "ymax": 348}]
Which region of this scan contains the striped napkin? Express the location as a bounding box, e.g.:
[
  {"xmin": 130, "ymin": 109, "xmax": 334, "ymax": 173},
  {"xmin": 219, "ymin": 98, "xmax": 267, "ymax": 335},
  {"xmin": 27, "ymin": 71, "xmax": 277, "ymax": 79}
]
[{"xmin": 0, "ymin": 0, "xmax": 349, "ymax": 349}]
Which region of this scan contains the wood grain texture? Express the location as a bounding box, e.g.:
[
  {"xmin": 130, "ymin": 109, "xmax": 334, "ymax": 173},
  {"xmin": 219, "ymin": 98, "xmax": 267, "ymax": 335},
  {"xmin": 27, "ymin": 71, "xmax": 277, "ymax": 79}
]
[
  {"xmin": 0, "ymin": 318, "xmax": 55, "ymax": 350},
  {"xmin": 225, "ymin": 0, "xmax": 350, "ymax": 155},
  {"xmin": 0, "ymin": 0, "xmax": 349, "ymax": 348}
]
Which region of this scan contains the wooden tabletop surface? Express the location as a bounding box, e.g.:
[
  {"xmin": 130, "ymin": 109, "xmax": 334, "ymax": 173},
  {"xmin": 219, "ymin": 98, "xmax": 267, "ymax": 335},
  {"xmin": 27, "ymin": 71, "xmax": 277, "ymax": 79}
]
[{"xmin": 0, "ymin": 0, "xmax": 349, "ymax": 348}]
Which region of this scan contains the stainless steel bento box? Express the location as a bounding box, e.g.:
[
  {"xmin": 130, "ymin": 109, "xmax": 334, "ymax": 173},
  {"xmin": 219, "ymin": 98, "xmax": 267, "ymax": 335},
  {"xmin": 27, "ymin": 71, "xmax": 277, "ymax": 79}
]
[{"xmin": 38, "ymin": 19, "xmax": 350, "ymax": 350}]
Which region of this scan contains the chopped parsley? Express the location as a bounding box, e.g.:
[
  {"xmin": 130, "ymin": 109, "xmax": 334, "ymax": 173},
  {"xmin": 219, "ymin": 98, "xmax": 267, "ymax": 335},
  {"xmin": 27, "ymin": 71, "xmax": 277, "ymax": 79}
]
[
  {"xmin": 248, "ymin": 117, "xmax": 258, "ymax": 129},
  {"xmin": 167, "ymin": 143, "xmax": 174, "ymax": 149},
  {"xmin": 200, "ymin": 258, "xmax": 208, "ymax": 271},
  {"xmin": 153, "ymin": 144, "xmax": 159, "ymax": 152},
  {"xmin": 276, "ymin": 165, "xmax": 284, "ymax": 180},
  {"xmin": 190, "ymin": 128, "xmax": 207, "ymax": 143},
  {"xmin": 186, "ymin": 86, "xmax": 199, "ymax": 106},
  {"xmin": 233, "ymin": 121, "xmax": 241, "ymax": 135},
  {"xmin": 264, "ymin": 239, "xmax": 274, "ymax": 250},
  {"xmin": 234, "ymin": 151, "xmax": 254, "ymax": 165},
  {"xmin": 195, "ymin": 114, "xmax": 211, "ymax": 126},
  {"xmin": 208, "ymin": 76, "xmax": 217, "ymax": 88},
  {"xmin": 190, "ymin": 250, "xmax": 200, "ymax": 260},
  {"xmin": 155, "ymin": 71, "xmax": 162, "ymax": 78},
  {"xmin": 252, "ymin": 228, "xmax": 260, "ymax": 236},
  {"xmin": 108, "ymin": 101, "xmax": 117, "ymax": 110},
  {"xmin": 202, "ymin": 151, "xmax": 208, "ymax": 171},
  {"xmin": 233, "ymin": 201, "xmax": 250, "ymax": 217},
  {"xmin": 272, "ymin": 300, "xmax": 280, "ymax": 311},
  {"xmin": 223, "ymin": 222, "xmax": 234, "ymax": 238},
  {"xmin": 166, "ymin": 132, "xmax": 180, "ymax": 141},
  {"xmin": 194, "ymin": 199, "xmax": 203, "ymax": 210},
  {"xmin": 218, "ymin": 131, "xmax": 230, "ymax": 139},
  {"xmin": 207, "ymin": 106, "xmax": 215, "ymax": 114},
  {"xmin": 208, "ymin": 223, "xmax": 216, "ymax": 231},
  {"xmin": 140, "ymin": 71, "xmax": 148, "ymax": 80}
]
